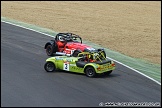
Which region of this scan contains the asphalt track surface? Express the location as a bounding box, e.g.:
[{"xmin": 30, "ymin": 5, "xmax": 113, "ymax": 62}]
[{"xmin": 1, "ymin": 22, "xmax": 161, "ymax": 107}]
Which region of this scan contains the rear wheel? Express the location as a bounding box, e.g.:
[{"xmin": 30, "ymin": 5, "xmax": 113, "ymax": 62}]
[
  {"xmin": 85, "ymin": 66, "xmax": 96, "ymax": 77},
  {"xmin": 46, "ymin": 45, "xmax": 53, "ymax": 56},
  {"xmin": 45, "ymin": 40, "xmax": 58, "ymax": 56},
  {"xmin": 44, "ymin": 62, "xmax": 56, "ymax": 72}
]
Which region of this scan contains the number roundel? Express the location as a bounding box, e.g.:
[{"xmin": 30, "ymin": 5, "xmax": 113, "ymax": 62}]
[{"xmin": 63, "ymin": 62, "xmax": 69, "ymax": 71}]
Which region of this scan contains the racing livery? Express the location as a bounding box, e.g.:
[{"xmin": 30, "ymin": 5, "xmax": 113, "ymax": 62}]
[
  {"xmin": 44, "ymin": 51, "xmax": 115, "ymax": 77},
  {"xmin": 44, "ymin": 33, "xmax": 106, "ymax": 57}
]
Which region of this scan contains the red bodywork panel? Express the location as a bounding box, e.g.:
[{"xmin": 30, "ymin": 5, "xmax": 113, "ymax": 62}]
[
  {"xmin": 56, "ymin": 41, "xmax": 92, "ymax": 54},
  {"xmin": 65, "ymin": 42, "xmax": 91, "ymax": 51}
]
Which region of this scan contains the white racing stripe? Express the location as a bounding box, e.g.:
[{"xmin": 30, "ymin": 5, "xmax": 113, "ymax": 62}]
[{"xmin": 1, "ymin": 20, "xmax": 161, "ymax": 85}]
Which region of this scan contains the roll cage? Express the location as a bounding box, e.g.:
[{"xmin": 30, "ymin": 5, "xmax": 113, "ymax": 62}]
[
  {"xmin": 77, "ymin": 51, "xmax": 107, "ymax": 63},
  {"xmin": 55, "ymin": 33, "xmax": 82, "ymax": 43}
]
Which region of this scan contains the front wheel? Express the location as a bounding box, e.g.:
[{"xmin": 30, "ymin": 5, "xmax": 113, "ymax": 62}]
[
  {"xmin": 85, "ymin": 67, "xmax": 96, "ymax": 77},
  {"xmin": 44, "ymin": 62, "xmax": 56, "ymax": 72},
  {"xmin": 72, "ymin": 50, "xmax": 82, "ymax": 57}
]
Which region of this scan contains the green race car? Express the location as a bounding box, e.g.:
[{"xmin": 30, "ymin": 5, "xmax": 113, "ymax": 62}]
[{"xmin": 44, "ymin": 51, "xmax": 115, "ymax": 77}]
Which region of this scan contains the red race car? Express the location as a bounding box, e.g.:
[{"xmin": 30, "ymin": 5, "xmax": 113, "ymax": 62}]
[{"xmin": 44, "ymin": 33, "xmax": 106, "ymax": 57}]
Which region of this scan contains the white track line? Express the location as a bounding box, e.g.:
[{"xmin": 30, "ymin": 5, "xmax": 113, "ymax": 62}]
[{"xmin": 1, "ymin": 20, "xmax": 161, "ymax": 85}]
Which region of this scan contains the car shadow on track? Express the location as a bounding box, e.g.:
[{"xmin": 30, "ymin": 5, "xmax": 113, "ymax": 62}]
[
  {"xmin": 45, "ymin": 69, "xmax": 120, "ymax": 79},
  {"xmin": 96, "ymin": 73, "xmax": 120, "ymax": 79}
]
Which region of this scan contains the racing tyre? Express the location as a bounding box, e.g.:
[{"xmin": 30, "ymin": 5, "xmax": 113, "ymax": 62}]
[
  {"xmin": 44, "ymin": 62, "xmax": 56, "ymax": 72},
  {"xmin": 104, "ymin": 70, "xmax": 112, "ymax": 75},
  {"xmin": 72, "ymin": 50, "xmax": 82, "ymax": 57},
  {"xmin": 46, "ymin": 45, "xmax": 54, "ymax": 56},
  {"xmin": 85, "ymin": 66, "xmax": 96, "ymax": 77}
]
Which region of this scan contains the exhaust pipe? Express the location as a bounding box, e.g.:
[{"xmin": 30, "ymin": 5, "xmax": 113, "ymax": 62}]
[{"xmin": 55, "ymin": 52, "xmax": 71, "ymax": 56}]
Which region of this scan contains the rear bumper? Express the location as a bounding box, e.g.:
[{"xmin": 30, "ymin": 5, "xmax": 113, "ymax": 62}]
[{"xmin": 96, "ymin": 67, "xmax": 115, "ymax": 73}]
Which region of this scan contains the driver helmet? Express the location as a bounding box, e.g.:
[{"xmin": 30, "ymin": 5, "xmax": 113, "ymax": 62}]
[{"xmin": 59, "ymin": 36, "xmax": 64, "ymax": 42}]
